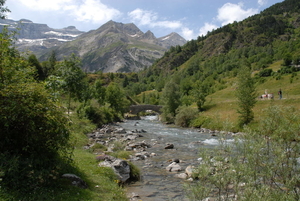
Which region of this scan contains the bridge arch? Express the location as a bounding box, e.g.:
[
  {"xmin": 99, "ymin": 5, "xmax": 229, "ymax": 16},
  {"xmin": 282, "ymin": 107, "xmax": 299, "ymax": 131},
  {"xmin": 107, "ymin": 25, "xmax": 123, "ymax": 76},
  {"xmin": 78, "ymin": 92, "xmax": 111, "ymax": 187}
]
[{"xmin": 129, "ymin": 105, "xmax": 162, "ymax": 114}]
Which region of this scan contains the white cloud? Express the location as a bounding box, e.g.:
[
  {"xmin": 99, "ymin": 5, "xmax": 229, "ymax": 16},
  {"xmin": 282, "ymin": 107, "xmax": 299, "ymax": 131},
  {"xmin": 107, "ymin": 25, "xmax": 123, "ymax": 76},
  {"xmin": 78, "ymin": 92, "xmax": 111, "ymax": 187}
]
[
  {"xmin": 258, "ymin": 0, "xmax": 268, "ymax": 6},
  {"xmin": 128, "ymin": 8, "xmax": 182, "ymax": 29},
  {"xmin": 128, "ymin": 9, "xmax": 157, "ymax": 26},
  {"xmin": 217, "ymin": 3, "xmax": 258, "ymax": 26},
  {"xmin": 198, "ymin": 23, "xmax": 218, "ymax": 36},
  {"xmin": 70, "ymin": 0, "xmax": 121, "ymax": 24},
  {"xmin": 12, "ymin": 0, "xmax": 121, "ymax": 24},
  {"xmin": 181, "ymin": 27, "xmax": 194, "ymax": 40}
]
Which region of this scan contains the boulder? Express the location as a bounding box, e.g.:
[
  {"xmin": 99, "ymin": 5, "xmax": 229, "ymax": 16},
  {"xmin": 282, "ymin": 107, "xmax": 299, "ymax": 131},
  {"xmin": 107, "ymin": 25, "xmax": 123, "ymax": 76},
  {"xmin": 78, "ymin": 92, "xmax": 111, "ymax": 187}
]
[
  {"xmin": 185, "ymin": 165, "xmax": 195, "ymax": 178},
  {"xmin": 62, "ymin": 173, "xmax": 88, "ymax": 189},
  {"xmin": 165, "ymin": 143, "xmax": 174, "ymax": 149},
  {"xmin": 125, "ymin": 134, "xmax": 139, "ymax": 140},
  {"xmin": 114, "ymin": 128, "xmax": 126, "ymax": 134},
  {"xmin": 174, "ymin": 173, "xmax": 188, "ymax": 179},
  {"xmin": 99, "ymin": 158, "xmax": 131, "ymax": 182},
  {"xmin": 166, "ymin": 162, "xmax": 182, "ymax": 172}
]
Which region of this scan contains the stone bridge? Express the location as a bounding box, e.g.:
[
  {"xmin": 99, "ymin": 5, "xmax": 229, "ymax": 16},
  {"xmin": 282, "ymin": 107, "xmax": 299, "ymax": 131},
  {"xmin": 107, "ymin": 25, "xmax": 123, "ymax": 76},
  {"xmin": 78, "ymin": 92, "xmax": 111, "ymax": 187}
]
[{"xmin": 129, "ymin": 104, "xmax": 163, "ymax": 114}]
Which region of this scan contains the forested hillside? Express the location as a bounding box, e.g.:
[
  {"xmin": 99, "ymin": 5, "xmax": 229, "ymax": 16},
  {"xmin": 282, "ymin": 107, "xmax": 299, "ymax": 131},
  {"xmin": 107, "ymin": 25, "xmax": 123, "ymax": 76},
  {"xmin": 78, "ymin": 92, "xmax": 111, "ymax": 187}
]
[
  {"xmin": 126, "ymin": 0, "xmax": 300, "ymax": 92},
  {"xmin": 119, "ymin": 0, "xmax": 300, "ymax": 127}
]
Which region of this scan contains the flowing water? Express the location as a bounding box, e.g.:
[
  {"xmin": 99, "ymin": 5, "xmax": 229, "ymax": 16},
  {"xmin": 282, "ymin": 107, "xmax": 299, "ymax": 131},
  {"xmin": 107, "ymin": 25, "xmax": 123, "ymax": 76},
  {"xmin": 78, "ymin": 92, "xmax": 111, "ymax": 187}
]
[{"xmin": 120, "ymin": 116, "xmax": 233, "ymax": 201}]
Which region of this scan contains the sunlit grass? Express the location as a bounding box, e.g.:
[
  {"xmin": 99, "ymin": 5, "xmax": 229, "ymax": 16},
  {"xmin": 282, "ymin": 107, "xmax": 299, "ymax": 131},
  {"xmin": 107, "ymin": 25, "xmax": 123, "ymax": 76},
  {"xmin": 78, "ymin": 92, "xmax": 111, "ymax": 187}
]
[
  {"xmin": 0, "ymin": 110, "xmax": 128, "ymax": 201},
  {"xmin": 199, "ymin": 71, "xmax": 300, "ymax": 131}
]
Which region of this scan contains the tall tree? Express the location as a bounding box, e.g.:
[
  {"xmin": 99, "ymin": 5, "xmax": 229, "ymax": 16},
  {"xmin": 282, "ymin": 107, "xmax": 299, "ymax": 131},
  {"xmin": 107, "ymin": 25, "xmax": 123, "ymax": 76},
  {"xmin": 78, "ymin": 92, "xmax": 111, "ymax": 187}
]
[
  {"xmin": 28, "ymin": 54, "xmax": 45, "ymax": 80},
  {"xmin": 236, "ymin": 66, "xmax": 257, "ymax": 127},
  {"xmin": 56, "ymin": 54, "xmax": 87, "ymax": 114},
  {"xmin": 105, "ymin": 82, "xmax": 129, "ymax": 115},
  {"xmin": 192, "ymin": 80, "xmax": 209, "ymax": 111},
  {"xmin": 93, "ymin": 79, "xmax": 106, "ymax": 105},
  {"xmin": 161, "ymin": 80, "xmax": 181, "ymax": 122},
  {"xmin": 48, "ymin": 50, "xmax": 57, "ymax": 74}
]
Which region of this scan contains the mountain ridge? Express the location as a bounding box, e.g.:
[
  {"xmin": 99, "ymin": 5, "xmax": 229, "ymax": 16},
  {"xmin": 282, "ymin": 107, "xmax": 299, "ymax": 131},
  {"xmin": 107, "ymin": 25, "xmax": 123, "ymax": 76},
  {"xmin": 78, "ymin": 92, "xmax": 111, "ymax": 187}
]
[
  {"xmin": 0, "ymin": 19, "xmax": 186, "ymax": 73},
  {"xmin": 0, "ymin": 18, "xmax": 84, "ymax": 55},
  {"xmin": 40, "ymin": 20, "xmax": 186, "ymax": 72}
]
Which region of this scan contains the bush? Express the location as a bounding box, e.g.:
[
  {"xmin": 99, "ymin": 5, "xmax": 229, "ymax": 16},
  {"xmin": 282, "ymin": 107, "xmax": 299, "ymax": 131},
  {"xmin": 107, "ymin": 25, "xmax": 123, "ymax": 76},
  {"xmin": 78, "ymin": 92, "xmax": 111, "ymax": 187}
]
[
  {"xmin": 190, "ymin": 115, "xmax": 211, "ymax": 128},
  {"xmin": 175, "ymin": 105, "xmax": 198, "ymax": 127},
  {"xmin": 78, "ymin": 103, "xmax": 116, "ymax": 127},
  {"xmin": 0, "ymin": 83, "xmax": 72, "ymax": 189},
  {"xmin": 185, "ymin": 105, "xmax": 300, "ymax": 200},
  {"xmin": 257, "ymin": 68, "xmax": 273, "ymax": 77}
]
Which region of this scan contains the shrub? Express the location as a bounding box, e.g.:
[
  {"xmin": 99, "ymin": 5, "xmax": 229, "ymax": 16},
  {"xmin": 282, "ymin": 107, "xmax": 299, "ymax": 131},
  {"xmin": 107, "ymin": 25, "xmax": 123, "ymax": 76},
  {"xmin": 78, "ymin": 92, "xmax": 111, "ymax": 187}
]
[
  {"xmin": 185, "ymin": 105, "xmax": 300, "ymax": 200},
  {"xmin": 0, "ymin": 83, "xmax": 72, "ymax": 189},
  {"xmin": 78, "ymin": 103, "xmax": 116, "ymax": 127},
  {"xmin": 190, "ymin": 115, "xmax": 211, "ymax": 128},
  {"xmin": 257, "ymin": 68, "xmax": 273, "ymax": 77},
  {"xmin": 175, "ymin": 105, "xmax": 198, "ymax": 127},
  {"xmin": 109, "ymin": 151, "xmax": 131, "ymax": 160}
]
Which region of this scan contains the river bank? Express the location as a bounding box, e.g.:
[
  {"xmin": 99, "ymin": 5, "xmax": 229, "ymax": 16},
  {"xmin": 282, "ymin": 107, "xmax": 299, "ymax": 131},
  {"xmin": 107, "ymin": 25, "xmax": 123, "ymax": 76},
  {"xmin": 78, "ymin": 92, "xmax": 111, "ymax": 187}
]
[{"xmin": 86, "ymin": 115, "xmax": 235, "ymax": 200}]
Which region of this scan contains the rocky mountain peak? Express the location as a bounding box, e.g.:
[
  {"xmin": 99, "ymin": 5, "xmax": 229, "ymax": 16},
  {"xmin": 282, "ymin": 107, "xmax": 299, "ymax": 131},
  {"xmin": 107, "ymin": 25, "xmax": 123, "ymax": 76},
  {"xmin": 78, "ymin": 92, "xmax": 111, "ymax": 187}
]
[
  {"xmin": 158, "ymin": 32, "xmax": 187, "ymax": 48},
  {"xmin": 1, "ymin": 18, "xmax": 186, "ymax": 73},
  {"xmin": 99, "ymin": 20, "xmax": 143, "ymax": 36},
  {"xmin": 141, "ymin": 30, "xmax": 156, "ymax": 40}
]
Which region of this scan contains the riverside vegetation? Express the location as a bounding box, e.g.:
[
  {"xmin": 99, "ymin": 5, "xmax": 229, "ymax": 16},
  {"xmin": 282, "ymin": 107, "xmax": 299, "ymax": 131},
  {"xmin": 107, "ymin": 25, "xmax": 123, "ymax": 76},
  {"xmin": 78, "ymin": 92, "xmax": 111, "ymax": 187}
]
[{"xmin": 1, "ymin": 0, "xmax": 300, "ymax": 200}]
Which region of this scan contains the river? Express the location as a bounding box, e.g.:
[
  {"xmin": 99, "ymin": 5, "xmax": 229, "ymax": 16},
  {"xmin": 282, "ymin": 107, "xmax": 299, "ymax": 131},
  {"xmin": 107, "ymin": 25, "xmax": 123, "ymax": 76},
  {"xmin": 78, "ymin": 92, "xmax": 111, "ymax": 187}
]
[{"xmin": 120, "ymin": 115, "xmax": 233, "ymax": 201}]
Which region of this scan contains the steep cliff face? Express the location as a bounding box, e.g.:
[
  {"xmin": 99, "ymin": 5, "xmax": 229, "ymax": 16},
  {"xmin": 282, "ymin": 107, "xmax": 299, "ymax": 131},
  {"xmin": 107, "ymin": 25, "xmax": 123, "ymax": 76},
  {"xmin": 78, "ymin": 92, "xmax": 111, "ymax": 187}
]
[
  {"xmin": 0, "ymin": 19, "xmax": 84, "ymax": 56},
  {"xmin": 47, "ymin": 20, "xmax": 187, "ymax": 73}
]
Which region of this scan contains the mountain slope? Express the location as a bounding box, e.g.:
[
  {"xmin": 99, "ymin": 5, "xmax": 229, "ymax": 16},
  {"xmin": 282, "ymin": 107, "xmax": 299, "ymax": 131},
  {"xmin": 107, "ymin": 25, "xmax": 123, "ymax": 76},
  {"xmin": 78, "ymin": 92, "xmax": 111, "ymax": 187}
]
[
  {"xmin": 41, "ymin": 20, "xmax": 186, "ymax": 73},
  {"xmin": 145, "ymin": 0, "xmax": 300, "ymax": 78}
]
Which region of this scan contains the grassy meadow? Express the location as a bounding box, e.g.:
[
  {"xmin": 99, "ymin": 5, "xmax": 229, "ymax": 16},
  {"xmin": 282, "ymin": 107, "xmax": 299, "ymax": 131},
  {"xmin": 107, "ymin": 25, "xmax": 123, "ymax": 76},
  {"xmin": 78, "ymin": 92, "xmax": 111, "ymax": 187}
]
[{"xmin": 199, "ymin": 61, "xmax": 300, "ymax": 131}]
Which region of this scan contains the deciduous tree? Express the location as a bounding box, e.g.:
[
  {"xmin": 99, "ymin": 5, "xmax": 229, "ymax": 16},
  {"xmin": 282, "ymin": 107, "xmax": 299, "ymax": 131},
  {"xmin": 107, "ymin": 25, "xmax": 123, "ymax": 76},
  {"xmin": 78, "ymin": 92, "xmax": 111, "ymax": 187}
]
[
  {"xmin": 235, "ymin": 66, "xmax": 257, "ymax": 127},
  {"xmin": 56, "ymin": 54, "xmax": 88, "ymax": 113},
  {"xmin": 161, "ymin": 80, "xmax": 181, "ymax": 122},
  {"xmin": 105, "ymin": 82, "xmax": 129, "ymax": 115}
]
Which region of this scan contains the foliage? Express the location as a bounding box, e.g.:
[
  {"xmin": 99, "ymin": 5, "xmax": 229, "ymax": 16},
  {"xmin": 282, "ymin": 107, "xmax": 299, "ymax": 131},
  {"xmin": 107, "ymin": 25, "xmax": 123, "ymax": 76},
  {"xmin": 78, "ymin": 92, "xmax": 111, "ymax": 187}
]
[
  {"xmin": 186, "ymin": 105, "xmax": 300, "ymax": 201},
  {"xmin": 0, "ymin": 22, "xmax": 72, "ymax": 193},
  {"xmin": 191, "ymin": 80, "xmax": 209, "ymax": 111},
  {"xmin": 175, "ymin": 105, "xmax": 198, "ymax": 127},
  {"xmin": 44, "ymin": 75, "xmax": 66, "ymax": 100},
  {"xmin": 0, "ymin": 0, "xmax": 9, "ymax": 19},
  {"xmin": 0, "ymin": 28, "xmax": 35, "ymax": 88},
  {"xmin": 257, "ymin": 68, "xmax": 273, "ymax": 77},
  {"xmin": 0, "ymin": 83, "xmax": 72, "ymax": 189},
  {"xmin": 235, "ymin": 66, "xmax": 257, "ymax": 127},
  {"xmin": 77, "ymin": 102, "xmax": 115, "ymax": 127},
  {"xmin": 160, "ymin": 80, "xmax": 181, "ymax": 123},
  {"xmin": 41, "ymin": 50, "xmax": 57, "ymax": 78},
  {"xmin": 105, "ymin": 82, "xmax": 130, "ymax": 115},
  {"xmin": 93, "ymin": 79, "xmax": 106, "ymax": 105},
  {"xmin": 56, "ymin": 54, "xmax": 88, "ymax": 101},
  {"xmin": 55, "ymin": 53, "xmax": 89, "ymax": 113},
  {"xmin": 28, "ymin": 54, "xmax": 46, "ymax": 80},
  {"xmin": 190, "ymin": 115, "xmax": 212, "ymax": 128},
  {"xmin": 128, "ymin": 161, "xmax": 141, "ymax": 182}
]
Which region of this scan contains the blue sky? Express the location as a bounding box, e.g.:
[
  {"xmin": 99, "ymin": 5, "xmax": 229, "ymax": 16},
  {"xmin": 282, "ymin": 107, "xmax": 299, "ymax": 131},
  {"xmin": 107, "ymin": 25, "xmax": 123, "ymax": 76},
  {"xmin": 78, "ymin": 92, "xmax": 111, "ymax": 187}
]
[{"xmin": 5, "ymin": 0, "xmax": 283, "ymax": 40}]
